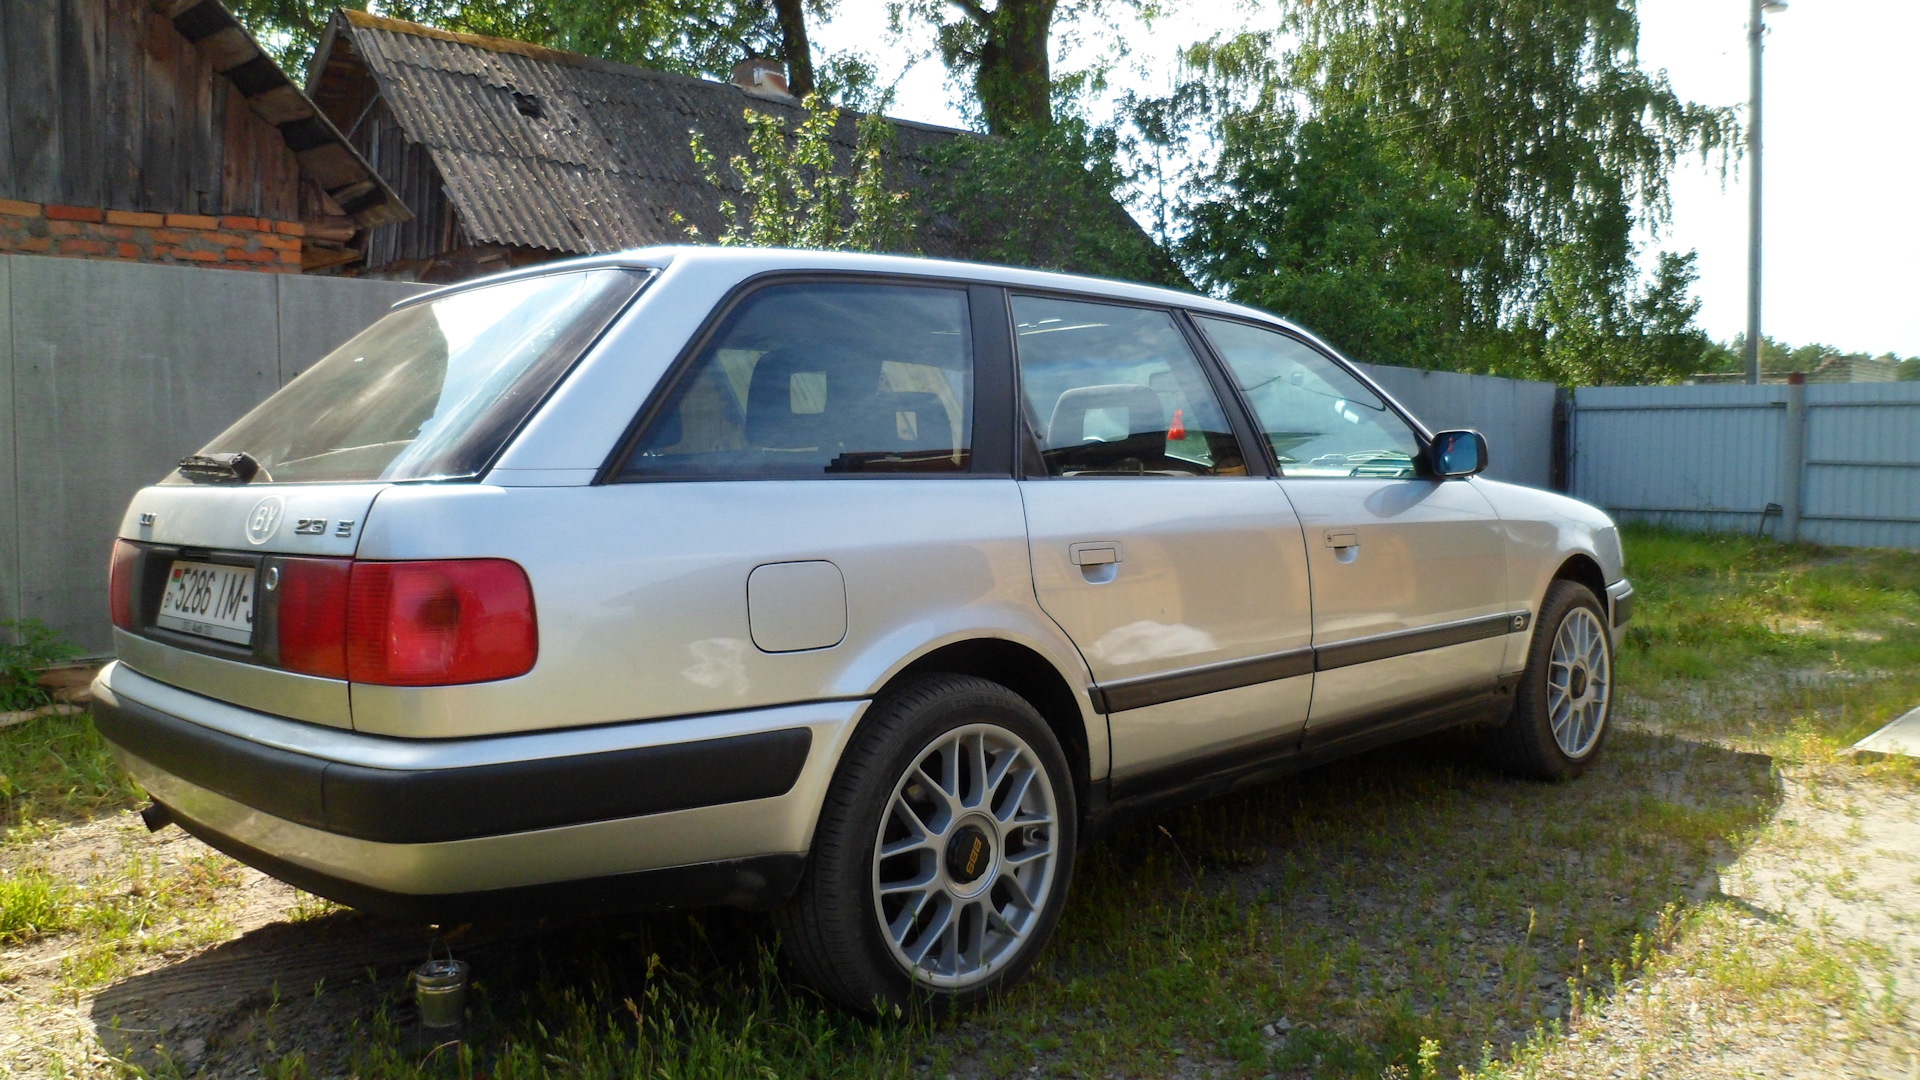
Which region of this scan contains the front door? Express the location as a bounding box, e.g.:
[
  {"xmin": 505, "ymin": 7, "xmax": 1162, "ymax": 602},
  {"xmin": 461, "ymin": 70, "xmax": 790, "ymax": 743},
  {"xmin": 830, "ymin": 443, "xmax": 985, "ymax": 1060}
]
[
  {"xmin": 1012, "ymin": 295, "xmax": 1315, "ymax": 783},
  {"xmin": 1191, "ymin": 317, "xmax": 1513, "ymax": 748}
]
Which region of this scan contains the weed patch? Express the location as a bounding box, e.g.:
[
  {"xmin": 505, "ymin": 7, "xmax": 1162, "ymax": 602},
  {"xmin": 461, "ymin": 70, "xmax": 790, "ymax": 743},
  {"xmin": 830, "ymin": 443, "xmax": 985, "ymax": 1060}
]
[{"xmin": 0, "ymin": 712, "xmax": 141, "ymax": 829}]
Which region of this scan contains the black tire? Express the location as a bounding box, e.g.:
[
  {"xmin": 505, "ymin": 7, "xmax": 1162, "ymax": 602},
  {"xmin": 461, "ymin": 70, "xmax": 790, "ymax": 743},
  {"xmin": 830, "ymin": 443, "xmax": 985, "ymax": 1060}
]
[
  {"xmin": 1489, "ymin": 579, "xmax": 1614, "ymax": 781},
  {"xmin": 777, "ymin": 674, "xmax": 1077, "ymax": 1015}
]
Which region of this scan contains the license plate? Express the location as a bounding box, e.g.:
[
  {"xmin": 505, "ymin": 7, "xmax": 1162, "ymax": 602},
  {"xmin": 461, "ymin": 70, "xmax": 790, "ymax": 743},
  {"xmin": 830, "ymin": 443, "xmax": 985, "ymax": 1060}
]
[{"xmin": 156, "ymin": 561, "xmax": 257, "ymax": 645}]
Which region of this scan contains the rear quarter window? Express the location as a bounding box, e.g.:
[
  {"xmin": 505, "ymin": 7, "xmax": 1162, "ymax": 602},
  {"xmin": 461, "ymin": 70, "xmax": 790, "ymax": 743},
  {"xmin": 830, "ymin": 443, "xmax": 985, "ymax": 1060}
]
[{"xmin": 616, "ymin": 281, "xmax": 974, "ymax": 479}]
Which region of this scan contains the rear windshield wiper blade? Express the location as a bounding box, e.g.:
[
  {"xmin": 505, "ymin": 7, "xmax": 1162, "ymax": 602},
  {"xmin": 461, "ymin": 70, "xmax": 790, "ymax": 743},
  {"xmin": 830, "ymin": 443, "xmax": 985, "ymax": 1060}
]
[{"xmin": 177, "ymin": 452, "xmax": 266, "ymax": 484}]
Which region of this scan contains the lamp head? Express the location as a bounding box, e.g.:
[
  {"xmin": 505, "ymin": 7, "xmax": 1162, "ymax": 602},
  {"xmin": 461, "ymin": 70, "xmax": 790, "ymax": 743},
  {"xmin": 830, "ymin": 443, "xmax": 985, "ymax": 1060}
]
[{"xmin": 1763, "ymin": 1, "xmax": 1788, "ymax": 12}]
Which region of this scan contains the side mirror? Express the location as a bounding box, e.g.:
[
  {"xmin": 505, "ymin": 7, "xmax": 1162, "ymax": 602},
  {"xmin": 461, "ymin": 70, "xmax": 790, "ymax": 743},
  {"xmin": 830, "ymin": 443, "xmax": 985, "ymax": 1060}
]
[{"xmin": 1428, "ymin": 429, "xmax": 1488, "ymax": 479}]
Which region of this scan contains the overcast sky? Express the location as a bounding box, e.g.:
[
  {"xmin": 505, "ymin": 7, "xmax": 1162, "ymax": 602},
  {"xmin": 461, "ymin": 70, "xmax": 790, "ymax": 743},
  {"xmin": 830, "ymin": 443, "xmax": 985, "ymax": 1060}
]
[{"xmin": 812, "ymin": 0, "xmax": 1920, "ymax": 357}]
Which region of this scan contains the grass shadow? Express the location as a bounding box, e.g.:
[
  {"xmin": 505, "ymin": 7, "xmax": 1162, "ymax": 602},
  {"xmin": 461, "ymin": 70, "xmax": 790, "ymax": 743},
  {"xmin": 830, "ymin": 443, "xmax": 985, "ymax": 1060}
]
[{"xmin": 85, "ymin": 721, "xmax": 1779, "ymax": 1079}]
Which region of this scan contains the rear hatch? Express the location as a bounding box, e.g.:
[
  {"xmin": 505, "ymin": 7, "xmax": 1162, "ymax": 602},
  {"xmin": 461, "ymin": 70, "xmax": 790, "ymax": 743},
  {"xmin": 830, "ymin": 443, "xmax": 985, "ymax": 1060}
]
[{"xmin": 109, "ymin": 267, "xmax": 649, "ymax": 729}]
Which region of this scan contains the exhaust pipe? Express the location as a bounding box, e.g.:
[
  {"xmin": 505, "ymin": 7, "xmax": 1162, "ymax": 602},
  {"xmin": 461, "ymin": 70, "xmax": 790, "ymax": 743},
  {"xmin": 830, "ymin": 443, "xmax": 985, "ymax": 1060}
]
[{"xmin": 139, "ymin": 801, "xmax": 174, "ymax": 833}]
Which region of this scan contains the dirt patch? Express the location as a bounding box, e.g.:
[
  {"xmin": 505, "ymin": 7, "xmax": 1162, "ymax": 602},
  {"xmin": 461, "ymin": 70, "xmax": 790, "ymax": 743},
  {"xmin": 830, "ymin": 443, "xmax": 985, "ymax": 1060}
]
[{"xmin": 1508, "ymin": 766, "xmax": 1920, "ymax": 1079}]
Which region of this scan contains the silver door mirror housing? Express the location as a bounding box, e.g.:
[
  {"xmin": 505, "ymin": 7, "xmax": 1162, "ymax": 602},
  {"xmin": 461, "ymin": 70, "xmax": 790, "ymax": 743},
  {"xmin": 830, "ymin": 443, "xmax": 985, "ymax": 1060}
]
[{"xmin": 1428, "ymin": 429, "xmax": 1488, "ymax": 478}]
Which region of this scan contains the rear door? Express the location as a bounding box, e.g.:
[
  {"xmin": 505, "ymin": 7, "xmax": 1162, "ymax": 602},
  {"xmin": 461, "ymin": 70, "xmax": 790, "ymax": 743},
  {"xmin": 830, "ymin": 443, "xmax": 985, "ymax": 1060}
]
[
  {"xmin": 1012, "ymin": 294, "xmax": 1314, "ymax": 784},
  {"xmin": 1193, "ymin": 317, "xmax": 1513, "ymax": 748}
]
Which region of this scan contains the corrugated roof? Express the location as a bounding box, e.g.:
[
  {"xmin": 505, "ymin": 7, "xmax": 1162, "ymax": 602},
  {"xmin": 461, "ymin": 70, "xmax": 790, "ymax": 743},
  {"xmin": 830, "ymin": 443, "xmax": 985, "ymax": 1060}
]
[{"xmin": 330, "ymin": 11, "xmax": 982, "ymax": 257}]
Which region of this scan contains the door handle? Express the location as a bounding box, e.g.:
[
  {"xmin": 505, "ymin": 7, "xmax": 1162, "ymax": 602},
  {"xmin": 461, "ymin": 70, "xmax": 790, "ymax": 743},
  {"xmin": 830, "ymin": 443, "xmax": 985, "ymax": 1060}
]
[
  {"xmin": 1324, "ymin": 531, "xmax": 1359, "ymax": 549},
  {"xmin": 1069, "ymin": 542, "xmax": 1123, "ymax": 566}
]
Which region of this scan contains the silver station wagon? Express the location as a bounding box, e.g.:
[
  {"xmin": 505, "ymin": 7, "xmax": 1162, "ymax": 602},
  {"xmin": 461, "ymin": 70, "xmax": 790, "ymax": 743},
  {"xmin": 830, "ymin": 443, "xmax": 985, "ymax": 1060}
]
[{"xmin": 94, "ymin": 247, "xmax": 1631, "ymax": 1011}]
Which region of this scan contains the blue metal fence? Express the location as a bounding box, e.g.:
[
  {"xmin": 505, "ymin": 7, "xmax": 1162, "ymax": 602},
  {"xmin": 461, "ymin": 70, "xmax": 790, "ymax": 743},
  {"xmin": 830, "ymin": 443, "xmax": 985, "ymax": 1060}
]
[{"xmin": 1572, "ymin": 382, "xmax": 1920, "ymax": 550}]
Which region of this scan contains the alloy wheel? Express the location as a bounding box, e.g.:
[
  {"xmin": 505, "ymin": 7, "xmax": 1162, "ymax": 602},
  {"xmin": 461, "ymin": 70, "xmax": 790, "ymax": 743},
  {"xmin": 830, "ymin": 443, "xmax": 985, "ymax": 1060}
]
[
  {"xmin": 870, "ymin": 723, "xmax": 1060, "ymax": 990},
  {"xmin": 1547, "ymin": 606, "xmax": 1610, "ymax": 758}
]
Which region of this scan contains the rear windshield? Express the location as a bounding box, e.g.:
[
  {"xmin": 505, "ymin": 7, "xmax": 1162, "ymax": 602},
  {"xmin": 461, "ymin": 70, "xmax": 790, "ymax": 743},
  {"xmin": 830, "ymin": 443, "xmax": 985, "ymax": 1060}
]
[{"xmin": 180, "ymin": 269, "xmax": 647, "ymax": 484}]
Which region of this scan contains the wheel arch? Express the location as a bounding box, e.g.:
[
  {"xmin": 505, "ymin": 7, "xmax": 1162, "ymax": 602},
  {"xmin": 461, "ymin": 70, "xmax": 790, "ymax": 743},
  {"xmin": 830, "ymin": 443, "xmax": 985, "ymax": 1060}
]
[
  {"xmin": 880, "ymin": 638, "xmax": 1095, "ymax": 816},
  {"xmin": 1550, "ymin": 553, "xmax": 1608, "ymax": 608}
]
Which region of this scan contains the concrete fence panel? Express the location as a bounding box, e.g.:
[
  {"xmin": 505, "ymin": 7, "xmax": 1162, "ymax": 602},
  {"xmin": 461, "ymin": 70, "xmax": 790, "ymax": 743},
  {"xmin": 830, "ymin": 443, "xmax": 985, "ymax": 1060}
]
[
  {"xmin": 1, "ymin": 255, "xmax": 429, "ymax": 654},
  {"xmin": 0, "ymin": 259, "xmax": 17, "ymax": 651}
]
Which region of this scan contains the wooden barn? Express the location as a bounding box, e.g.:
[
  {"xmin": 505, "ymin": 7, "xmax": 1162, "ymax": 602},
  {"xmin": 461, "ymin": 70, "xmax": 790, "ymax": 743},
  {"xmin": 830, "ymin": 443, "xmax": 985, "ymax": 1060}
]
[{"xmin": 0, "ymin": 0, "xmax": 406, "ymax": 273}]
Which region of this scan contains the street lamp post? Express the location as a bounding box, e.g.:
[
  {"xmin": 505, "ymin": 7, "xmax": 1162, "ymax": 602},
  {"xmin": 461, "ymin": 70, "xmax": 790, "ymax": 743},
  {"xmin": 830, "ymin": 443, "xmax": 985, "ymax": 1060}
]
[{"xmin": 1746, "ymin": 0, "xmax": 1787, "ymax": 385}]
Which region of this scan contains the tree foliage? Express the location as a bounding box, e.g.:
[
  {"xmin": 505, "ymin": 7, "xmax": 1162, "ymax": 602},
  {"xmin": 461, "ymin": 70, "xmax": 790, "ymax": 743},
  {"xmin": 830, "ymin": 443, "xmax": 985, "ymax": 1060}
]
[
  {"xmin": 1182, "ymin": 107, "xmax": 1494, "ymax": 371},
  {"xmin": 1158, "ymin": 0, "xmax": 1737, "ymax": 385},
  {"xmin": 890, "ymin": 0, "xmax": 1058, "ymax": 134},
  {"xmin": 1285, "ymin": 0, "xmax": 1736, "ymax": 311},
  {"xmin": 925, "ymin": 118, "xmax": 1185, "ymax": 287},
  {"xmin": 1528, "ymin": 249, "xmax": 1710, "ymax": 386},
  {"xmin": 691, "ymin": 94, "xmax": 912, "ymax": 253},
  {"xmin": 1698, "ymin": 335, "xmax": 1917, "ymax": 380},
  {"xmin": 230, "ymin": 0, "xmax": 829, "ymax": 85}
]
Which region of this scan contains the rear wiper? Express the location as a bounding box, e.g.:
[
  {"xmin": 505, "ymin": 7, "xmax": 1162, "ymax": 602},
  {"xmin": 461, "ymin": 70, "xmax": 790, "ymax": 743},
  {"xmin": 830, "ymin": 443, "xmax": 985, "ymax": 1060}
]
[{"xmin": 177, "ymin": 452, "xmax": 266, "ymax": 484}]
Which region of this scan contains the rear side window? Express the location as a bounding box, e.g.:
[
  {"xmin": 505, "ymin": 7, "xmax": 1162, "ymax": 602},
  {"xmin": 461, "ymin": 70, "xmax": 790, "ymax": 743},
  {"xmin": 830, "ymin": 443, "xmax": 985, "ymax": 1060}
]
[
  {"xmin": 618, "ymin": 282, "xmax": 973, "ymax": 478},
  {"xmin": 186, "ymin": 269, "xmax": 646, "ymax": 484}
]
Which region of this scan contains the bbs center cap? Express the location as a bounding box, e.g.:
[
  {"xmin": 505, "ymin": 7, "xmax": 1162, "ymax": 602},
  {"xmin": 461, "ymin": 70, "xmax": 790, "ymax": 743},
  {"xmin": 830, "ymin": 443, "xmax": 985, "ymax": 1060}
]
[{"xmin": 945, "ymin": 822, "xmax": 994, "ymax": 887}]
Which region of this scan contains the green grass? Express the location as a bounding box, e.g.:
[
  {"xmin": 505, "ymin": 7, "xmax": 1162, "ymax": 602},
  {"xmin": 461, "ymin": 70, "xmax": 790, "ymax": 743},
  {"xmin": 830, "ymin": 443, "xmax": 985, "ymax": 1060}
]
[
  {"xmin": 13, "ymin": 526, "xmax": 1920, "ymax": 1077},
  {"xmin": 1618, "ymin": 525, "xmax": 1920, "ymax": 777},
  {"xmin": 0, "ymin": 618, "xmax": 78, "ymax": 712},
  {"xmin": 0, "ymin": 711, "xmax": 143, "ymax": 829},
  {"xmin": 0, "ymin": 866, "xmax": 75, "ymax": 944}
]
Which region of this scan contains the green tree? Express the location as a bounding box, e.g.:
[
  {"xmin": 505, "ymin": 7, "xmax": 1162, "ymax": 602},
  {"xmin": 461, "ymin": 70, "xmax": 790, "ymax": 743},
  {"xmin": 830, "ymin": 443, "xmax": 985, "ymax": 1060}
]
[
  {"xmin": 1284, "ymin": 0, "xmax": 1736, "ymax": 311},
  {"xmin": 1181, "ymin": 106, "xmax": 1495, "ymax": 371},
  {"xmin": 925, "ymin": 117, "xmax": 1186, "ymax": 287},
  {"xmin": 1530, "ymin": 249, "xmax": 1710, "ymax": 385},
  {"xmin": 1156, "ymin": 4, "xmax": 1732, "ymax": 385},
  {"xmin": 691, "ymin": 93, "xmax": 912, "ymax": 252},
  {"xmin": 889, "ymin": 0, "xmax": 1158, "ymax": 134},
  {"xmin": 890, "ymin": 0, "xmax": 1058, "ymax": 133}
]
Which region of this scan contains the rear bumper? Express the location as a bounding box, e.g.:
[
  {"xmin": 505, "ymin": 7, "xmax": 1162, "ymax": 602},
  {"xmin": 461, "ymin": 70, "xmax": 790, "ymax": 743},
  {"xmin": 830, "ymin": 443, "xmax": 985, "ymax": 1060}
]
[{"xmin": 92, "ymin": 662, "xmax": 861, "ymax": 917}]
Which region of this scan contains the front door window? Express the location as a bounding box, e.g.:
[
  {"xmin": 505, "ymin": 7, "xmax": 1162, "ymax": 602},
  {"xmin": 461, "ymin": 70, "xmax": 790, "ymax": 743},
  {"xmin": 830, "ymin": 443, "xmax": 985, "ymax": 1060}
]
[{"xmin": 1194, "ymin": 316, "xmax": 1419, "ymax": 479}]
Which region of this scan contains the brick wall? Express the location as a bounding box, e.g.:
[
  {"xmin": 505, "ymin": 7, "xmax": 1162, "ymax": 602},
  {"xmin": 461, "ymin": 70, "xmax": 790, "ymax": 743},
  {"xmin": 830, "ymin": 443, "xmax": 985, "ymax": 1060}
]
[{"xmin": 0, "ymin": 199, "xmax": 304, "ymax": 273}]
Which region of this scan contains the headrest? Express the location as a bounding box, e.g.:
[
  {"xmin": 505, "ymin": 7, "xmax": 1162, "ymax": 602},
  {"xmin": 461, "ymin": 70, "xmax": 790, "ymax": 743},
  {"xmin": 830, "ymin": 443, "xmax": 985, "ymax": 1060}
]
[
  {"xmin": 1046, "ymin": 383, "xmax": 1165, "ymax": 447},
  {"xmin": 866, "ymin": 391, "xmax": 952, "ymax": 451},
  {"xmin": 745, "ymin": 347, "xmax": 857, "ymax": 450}
]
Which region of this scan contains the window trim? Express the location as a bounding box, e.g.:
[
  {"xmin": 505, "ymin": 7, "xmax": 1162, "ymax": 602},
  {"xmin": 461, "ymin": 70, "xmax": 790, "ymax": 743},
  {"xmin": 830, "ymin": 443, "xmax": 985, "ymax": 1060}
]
[
  {"xmin": 1183, "ymin": 310, "xmax": 1438, "ymax": 481},
  {"xmin": 596, "ymin": 271, "xmax": 1010, "ymax": 485},
  {"xmin": 1005, "ymin": 288, "xmax": 1272, "ymax": 481}
]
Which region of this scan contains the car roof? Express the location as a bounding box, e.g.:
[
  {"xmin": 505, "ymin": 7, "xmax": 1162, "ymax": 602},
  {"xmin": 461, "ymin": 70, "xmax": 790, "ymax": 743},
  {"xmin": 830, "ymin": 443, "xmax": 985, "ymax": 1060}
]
[{"xmin": 397, "ymin": 245, "xmax": 1313, "ymax": 337}]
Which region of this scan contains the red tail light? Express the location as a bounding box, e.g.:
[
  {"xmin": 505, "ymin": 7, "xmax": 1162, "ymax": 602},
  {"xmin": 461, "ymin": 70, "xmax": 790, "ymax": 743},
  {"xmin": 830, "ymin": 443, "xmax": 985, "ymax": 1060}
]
[
  {"xmin": 346, "ymin": 560, "xmax": 538, "ymax": 686},
  {"xmin": 276, "ymin": 558, "xmax": 352, "ymax": 679},
  {"xmin": 109, "ymin": 540, "xmax": 139, "ymax": 631}
]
